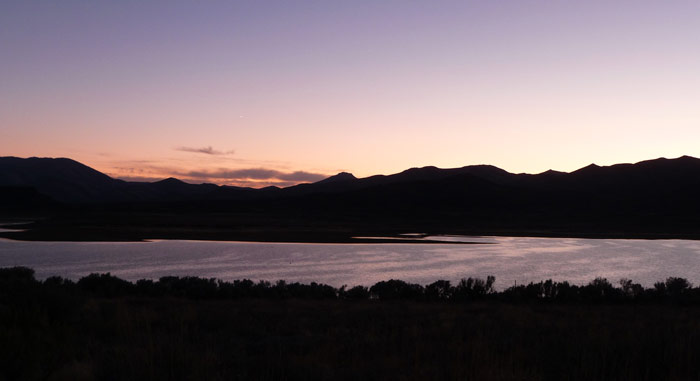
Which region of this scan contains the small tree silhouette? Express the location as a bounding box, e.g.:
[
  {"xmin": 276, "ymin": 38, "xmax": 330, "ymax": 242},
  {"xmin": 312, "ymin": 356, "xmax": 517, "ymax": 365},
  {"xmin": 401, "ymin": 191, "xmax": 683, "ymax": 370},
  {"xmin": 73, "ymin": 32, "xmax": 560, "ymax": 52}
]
[
  {"xmin": 425, "ymin": 280, "xmax": 453, "ymax": 301},
  {"xmin": 664, "ymin": 277, "xmax": 691, "ymax": 297},
  {"xmin": 619, "ymin": 278, "xmax": 644, "ymax": 298}
]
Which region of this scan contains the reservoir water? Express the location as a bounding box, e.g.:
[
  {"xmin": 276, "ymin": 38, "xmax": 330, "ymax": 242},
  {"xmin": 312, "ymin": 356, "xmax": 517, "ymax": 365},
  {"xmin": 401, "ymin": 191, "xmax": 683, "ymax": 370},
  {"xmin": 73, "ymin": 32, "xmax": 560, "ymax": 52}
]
[{"xmin": 1, "ymin": 236, "xmax": 700, "ymax": 289}]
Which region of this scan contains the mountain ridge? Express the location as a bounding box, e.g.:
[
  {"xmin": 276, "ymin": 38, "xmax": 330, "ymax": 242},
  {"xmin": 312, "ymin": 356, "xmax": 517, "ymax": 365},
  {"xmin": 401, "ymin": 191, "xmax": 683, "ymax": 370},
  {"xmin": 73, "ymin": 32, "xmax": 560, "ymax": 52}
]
[
  {"xmin": 3, "ymin": 155, "xmax": 700, "ymax": 241},
  {"xmin": 2, "ymin": 155, "xmax": 700, "ymax": 204}
]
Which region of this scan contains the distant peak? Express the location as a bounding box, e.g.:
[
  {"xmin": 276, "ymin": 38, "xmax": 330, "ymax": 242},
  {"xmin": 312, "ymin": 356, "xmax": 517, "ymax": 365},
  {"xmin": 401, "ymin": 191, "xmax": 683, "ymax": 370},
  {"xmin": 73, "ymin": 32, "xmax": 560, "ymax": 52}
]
[
  {"xmin": 575, "ymin": 163, "xmax": 600, "ymax": 171},
  {"xmin": 459, "ymin": 164, "xmax": 510, "ymax": 175},
  {"xmin": 541, "ymin": 169, "xmax": 565, "ymax": 175},
  {"xmin": 317, "ymin": 172, "xmax": 357, "ymax": 184},
  {"xmin": 155, "ymin": 177, "xmax": 185, "ymax": 185},
  {"xmin": 401, "ymin": 166, "xmax": 439, "ymax": 174}
]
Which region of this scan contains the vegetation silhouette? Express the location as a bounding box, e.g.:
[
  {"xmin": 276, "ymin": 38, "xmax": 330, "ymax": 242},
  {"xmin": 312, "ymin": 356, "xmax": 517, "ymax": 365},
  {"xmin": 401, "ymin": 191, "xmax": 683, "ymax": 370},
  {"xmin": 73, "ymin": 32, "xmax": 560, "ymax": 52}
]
[
  {"xmin": 3, "ymin": 266, "xmax": 700, "ymax": 303},
  {"xmin": 4, "ymin": 267, "xmax": 700, "ymax": 380}
]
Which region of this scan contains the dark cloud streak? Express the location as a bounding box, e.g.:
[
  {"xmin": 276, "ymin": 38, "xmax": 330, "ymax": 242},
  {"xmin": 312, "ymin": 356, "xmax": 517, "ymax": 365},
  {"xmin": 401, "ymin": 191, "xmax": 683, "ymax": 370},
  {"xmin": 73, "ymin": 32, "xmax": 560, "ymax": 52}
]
[
  {"xmin": 278, "ymin": 171, "xmax": 327, "ymax": 182},
  {"xmin": 185, "ymin": 168, "xmax": 327, "ymax": 183},
  {"xmin": 107, "ymin": 161, "xmax": 328, "ymax": 187},
  {"xmin": 176, "ymin": 146, "xmax": 235, "ymax": 155}
]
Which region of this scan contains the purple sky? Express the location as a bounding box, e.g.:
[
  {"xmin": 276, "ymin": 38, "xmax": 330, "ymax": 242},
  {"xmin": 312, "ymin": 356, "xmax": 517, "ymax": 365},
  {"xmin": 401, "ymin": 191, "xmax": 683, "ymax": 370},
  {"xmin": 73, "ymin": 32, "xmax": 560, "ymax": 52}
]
[{"xmin": 2, "ymin": 1, "xmax": 700, "ymax": 186}]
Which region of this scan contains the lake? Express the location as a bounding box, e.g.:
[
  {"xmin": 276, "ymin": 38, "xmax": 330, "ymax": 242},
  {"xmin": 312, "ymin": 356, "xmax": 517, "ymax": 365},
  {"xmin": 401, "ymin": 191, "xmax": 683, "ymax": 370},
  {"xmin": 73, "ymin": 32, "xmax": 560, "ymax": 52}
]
[{"xmin": 1, "ymin": 236, "xmax": 700, "ymax": 289}]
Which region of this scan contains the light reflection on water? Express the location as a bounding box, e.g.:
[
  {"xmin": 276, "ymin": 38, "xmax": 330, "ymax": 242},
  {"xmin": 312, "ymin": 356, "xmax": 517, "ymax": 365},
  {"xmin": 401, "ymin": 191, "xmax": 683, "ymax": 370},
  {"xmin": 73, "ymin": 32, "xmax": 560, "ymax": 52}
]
[{"xmin": 1, "ymin": 236, "xmax": 700, "ymax": 289}]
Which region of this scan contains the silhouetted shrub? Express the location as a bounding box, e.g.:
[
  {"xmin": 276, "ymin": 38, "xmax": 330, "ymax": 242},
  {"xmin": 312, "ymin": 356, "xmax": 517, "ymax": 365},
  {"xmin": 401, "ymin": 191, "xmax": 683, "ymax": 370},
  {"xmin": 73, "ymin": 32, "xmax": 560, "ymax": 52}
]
[
  {"xmin": 77, "ymin": 273, "xmax": 133, "ymax": 297},
  {"xmin": 425, "ymin": 280, "xmax": 453, "ymax": 301},
  {"xmin": 341, "ymin": 285, "xmax": 370, "ymax": 300},
  {"xmin": 135, "ymin": 278, "xmax": 162, "ymax": 296},
  {"xmin": 0, "ymin": 267, "xmax": 40, "ymax": 304},
  {"xmin": 665, "ymin": 277, "xmax": 692, "ymax": 297},
  {"xmin": 0, "ymin": 266, "xmax": 36, "ymax": 283},
  {"xmin": 370, "ymin": 279, "xmax": 424, "ymax": 300},
  {"xmin": 0, "ymin": 266, "xmax": 38, "ymax": 293},
  {"xmin": 453, "ymin": 276, "xmax": 495, "ymax": 300},
  {"xmin": 43, "ymin": 276, "xmax": 74, "ymax": 288},
  {"xmin": 553, "ymin": 281, "xmax": 579, "ymax": 302},
  {"xmin": 582, "ymin": 277, "xmax": 619, "ymax": 301},
  {"xmin": 619, "ymin": 278, "xmax": 644, "ymax": 299},
  {"xmin": 221, "ymin": 278, "xmax": 255, "ymax": 298}
]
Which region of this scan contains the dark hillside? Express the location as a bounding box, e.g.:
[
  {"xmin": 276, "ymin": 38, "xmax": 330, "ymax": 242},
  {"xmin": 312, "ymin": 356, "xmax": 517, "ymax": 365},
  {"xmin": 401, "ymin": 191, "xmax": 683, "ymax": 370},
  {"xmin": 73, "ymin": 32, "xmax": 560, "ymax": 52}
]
[{"xmin": 3, "ymin": 155, "xmax": 700, "ymax": 241}]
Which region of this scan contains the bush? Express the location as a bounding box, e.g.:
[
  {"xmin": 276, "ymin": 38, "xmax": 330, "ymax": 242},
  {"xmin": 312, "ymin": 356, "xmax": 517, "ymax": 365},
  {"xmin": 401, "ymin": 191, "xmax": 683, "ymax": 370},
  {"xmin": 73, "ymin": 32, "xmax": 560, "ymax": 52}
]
[
  {"xmin": 77, "ymin": 273, "xmax": 133, "ymax": 297},
  {"xmin": 370, "ymin": 279, "xmax": 424, "ymax": 300}
]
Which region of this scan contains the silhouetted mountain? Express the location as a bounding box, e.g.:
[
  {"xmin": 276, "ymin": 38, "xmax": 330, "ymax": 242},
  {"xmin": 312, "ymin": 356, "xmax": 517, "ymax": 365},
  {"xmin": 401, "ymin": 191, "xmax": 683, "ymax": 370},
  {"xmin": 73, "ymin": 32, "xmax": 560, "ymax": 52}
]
[
  {"xmin": 3, "ymin": 155, "xmax": 700, "ymax": 239},
  {"xmin": 316, "ymin": 172, "xmax": 357, "ymax": 185},
  {"xmin": 272, "ymin": 155, "xmax": 700, "ymax": 237},
  {"xmin": 0, "ymin": 157, "xmax": 123, "ymax": 203},
  {"xmin": 0, "ymin": 157, "xmax": 249, "ymax": 204}
]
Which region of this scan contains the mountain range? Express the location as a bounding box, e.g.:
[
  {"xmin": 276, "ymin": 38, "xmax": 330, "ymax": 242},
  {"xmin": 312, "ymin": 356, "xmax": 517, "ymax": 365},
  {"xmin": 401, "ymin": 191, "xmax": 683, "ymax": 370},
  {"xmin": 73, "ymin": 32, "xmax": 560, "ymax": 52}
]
[{"xmin": 2, "ymin": 155, "xmax": 700, "ymax": 240}]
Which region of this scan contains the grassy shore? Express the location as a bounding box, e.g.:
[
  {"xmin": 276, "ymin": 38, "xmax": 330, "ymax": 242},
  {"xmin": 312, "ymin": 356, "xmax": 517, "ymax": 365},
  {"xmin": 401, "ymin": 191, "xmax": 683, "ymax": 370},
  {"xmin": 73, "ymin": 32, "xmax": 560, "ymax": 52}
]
[{"xmin": 3, "ymin": 268, "xmax": 700, "ymax": 380}]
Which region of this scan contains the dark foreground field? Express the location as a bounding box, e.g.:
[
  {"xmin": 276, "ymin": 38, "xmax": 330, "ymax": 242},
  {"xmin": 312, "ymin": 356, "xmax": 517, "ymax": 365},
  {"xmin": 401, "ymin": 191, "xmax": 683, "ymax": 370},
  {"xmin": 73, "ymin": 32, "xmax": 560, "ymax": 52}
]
[{"xmin": 3, "ymin": 269, "xmax": 700, "ymax": 380}]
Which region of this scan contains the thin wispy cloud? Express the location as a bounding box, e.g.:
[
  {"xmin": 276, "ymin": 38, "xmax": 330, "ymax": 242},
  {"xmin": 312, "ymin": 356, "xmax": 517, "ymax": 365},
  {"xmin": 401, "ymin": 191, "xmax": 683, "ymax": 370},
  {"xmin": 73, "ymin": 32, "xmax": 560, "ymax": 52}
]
[
  {"xmin": 277, "ymin": 171, "xmax": 327, "ymax": 182},
  {"xmin": 175, "ymin": 146, "xmax": 235, "ymax": 156},
  {"xmin": 113, "ymin": 175, "xmax": 169, "ymax": 183},
  {"xmin": 108, "ymin": 159, "xmax": 329, "ymax": 188},
  {"xmin": 185, "ymin": 168, "xmax": 326, "ymax": 183}
]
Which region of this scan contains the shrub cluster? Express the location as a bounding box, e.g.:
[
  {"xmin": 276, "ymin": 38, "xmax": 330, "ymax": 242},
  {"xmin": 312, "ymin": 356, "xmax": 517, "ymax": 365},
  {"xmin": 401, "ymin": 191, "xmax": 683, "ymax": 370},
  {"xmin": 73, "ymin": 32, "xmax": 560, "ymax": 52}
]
[{"xmin": 1, "ymin": 267, "xmax": 698, "ymax": 303}]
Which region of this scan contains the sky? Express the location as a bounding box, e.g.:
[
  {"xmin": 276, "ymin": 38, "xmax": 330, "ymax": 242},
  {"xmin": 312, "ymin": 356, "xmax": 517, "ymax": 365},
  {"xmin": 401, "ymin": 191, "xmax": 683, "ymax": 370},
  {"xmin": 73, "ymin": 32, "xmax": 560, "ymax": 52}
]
[{"xmin": 2, "ymin": 1, "xmax": 700, "ymax": 187}]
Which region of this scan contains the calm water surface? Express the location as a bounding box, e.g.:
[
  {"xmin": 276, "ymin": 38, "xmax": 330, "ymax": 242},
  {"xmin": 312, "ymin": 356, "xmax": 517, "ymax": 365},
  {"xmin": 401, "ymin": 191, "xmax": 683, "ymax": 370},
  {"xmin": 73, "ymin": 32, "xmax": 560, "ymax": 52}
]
[{"xmin": 1, "ymin": 236, "xmax": 700, "ymax": 289}]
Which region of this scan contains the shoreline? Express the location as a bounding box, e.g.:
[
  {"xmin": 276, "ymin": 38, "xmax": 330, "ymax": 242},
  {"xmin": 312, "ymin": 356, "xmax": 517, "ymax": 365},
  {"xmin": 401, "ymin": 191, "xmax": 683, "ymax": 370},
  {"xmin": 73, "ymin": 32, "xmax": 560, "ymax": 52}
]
[{"xmin": 2, "ymin": 227, "xmax": 700, "ymax": 243}]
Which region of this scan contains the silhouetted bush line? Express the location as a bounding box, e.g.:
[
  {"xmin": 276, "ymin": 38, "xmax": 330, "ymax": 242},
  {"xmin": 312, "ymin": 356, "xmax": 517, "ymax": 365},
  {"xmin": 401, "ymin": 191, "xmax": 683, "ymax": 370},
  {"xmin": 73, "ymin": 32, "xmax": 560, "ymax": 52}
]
[
  {"xmin": 6, "ymin": 267, "xmax": 700, "ymax": 380},
  {"xmin": 2, "ymin": 266, "xmax": 700, "ymax": 303}
]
